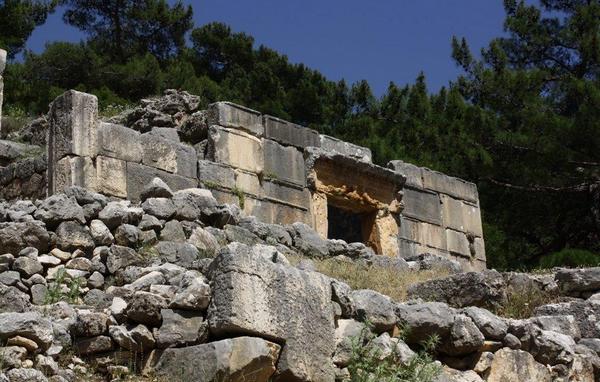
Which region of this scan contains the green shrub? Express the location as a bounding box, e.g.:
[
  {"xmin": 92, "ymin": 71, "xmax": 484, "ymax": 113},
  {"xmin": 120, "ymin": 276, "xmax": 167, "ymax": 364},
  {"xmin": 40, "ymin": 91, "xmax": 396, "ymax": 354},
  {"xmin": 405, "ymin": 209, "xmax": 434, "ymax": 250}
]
[
  {"xmin": 539, "ymin": 248, "xmax": 600, "ymax": 269},
  {"xmin": 347, "ymin": 323, "xmax": 441, "ymax": 382},
  {"xmin": 44, "ymin": 268, "xmax": 83, "ymax": 304},
  {"xmin": 1, "ymin": 104, "xmax": 31, "ymax": 137}
]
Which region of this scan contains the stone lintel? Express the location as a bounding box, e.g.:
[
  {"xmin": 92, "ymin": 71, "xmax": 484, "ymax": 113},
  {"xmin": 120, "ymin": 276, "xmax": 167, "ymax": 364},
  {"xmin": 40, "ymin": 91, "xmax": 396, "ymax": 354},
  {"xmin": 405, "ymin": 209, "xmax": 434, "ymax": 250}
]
[
  {"xmin": 208, "ymin": 102, "xmax": 264, "ymax": 137},
  {"xmin": 263, "ymin": 115, "xmax": 320, "ymax": 148}
]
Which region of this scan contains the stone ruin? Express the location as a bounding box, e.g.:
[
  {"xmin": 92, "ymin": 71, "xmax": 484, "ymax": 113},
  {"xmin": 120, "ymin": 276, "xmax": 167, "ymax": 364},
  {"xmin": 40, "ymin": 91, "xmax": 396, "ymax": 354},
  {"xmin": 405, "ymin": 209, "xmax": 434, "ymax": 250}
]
[{"xmin": 0, "ymin": 84, "xmax": 485, "ymax": 271}]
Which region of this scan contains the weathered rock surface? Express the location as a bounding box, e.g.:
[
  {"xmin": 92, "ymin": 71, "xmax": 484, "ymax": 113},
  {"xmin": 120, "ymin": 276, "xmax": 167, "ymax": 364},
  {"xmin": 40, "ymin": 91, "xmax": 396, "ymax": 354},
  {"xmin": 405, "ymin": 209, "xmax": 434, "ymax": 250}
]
[
  {"xmin": 485, "ymin": 348, "xmax": 552, "ymax": 382},
  {"xmin": 407, "ymin": 270, "xmax": 506, "ymax": 308},
  {"xmin": 0, "ymin": 312, "xmax": 53, "ymax": 351},
  {"xmin": 208, "ymin": 243, "xmax": 336, "ymax": 381},
  {"xmin": 153, "ymin": 336, "xmax": 281, "ymax": 382}
]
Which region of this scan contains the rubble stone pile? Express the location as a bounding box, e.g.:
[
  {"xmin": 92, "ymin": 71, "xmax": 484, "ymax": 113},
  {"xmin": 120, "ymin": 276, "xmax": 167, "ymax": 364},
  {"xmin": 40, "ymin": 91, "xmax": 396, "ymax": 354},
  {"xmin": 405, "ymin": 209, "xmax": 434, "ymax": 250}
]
[{"xmin": 0, "ymin": 180, "xmax": 598, "ymax": 381}]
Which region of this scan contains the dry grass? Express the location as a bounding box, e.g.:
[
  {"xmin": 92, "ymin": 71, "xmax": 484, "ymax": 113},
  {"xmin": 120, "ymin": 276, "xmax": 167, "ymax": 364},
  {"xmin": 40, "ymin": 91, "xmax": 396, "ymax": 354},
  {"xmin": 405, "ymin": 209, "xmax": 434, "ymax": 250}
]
[
  {"xmin": 491, "ymin": 285, "xmax": 559, "ymax": 319},
  {"xmin": 287, "ymin": 254, "xmax": 452, "ymax": 302}
]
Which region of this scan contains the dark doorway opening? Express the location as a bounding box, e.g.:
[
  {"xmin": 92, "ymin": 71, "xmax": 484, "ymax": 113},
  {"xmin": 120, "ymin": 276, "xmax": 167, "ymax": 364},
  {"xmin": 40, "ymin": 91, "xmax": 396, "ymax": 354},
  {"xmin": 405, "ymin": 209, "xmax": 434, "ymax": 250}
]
[{"xmin": 327, "ymin": 204, "xmax": 365, "ymax": 244}]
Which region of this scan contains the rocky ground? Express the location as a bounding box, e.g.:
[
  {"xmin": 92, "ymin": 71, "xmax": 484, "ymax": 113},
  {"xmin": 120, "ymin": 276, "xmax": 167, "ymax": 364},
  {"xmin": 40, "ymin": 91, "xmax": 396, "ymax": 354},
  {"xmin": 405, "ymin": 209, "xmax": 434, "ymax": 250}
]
[{"xmin": 0, "ymin": 178, "xmax": 599, "ymax": 382}]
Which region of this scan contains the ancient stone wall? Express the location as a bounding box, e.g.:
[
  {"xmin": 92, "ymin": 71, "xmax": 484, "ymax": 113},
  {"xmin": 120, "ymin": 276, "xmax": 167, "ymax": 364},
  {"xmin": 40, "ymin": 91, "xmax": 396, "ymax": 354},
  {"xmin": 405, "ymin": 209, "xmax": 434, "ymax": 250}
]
[
  {"xmin": 389, "ymin": 160, "xmax": 485, "ymax": 271},
  {"xmin": 46, "ymin": 89, "xmax": 486, "ymax": 268},
  {"xmin": 47, "ymin": 91, "xmax": 198, "ymax": 200}
]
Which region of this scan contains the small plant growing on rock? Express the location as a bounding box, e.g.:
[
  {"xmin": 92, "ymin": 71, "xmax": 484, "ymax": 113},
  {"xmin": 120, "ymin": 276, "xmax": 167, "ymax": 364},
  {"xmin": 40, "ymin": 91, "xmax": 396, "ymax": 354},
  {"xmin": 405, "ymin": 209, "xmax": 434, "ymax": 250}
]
[
  {"xmin": 347, "ymin": 323, "xmax": 441, "ymax": 382},
  {"xmin": 44, "ymin": 268, "xmax": 83, "ymax": 304},
  {"xmin": 231, "ymin": 186, "xmax": 246, "ymax": 209}
]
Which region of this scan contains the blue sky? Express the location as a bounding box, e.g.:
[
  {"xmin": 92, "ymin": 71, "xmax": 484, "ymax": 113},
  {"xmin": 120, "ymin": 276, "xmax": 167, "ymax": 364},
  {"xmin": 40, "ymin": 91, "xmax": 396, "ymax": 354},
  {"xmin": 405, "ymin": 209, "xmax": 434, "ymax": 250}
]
[{"xmin": 26, "ymin": 0, "xmax": 507, "ymax": 95}]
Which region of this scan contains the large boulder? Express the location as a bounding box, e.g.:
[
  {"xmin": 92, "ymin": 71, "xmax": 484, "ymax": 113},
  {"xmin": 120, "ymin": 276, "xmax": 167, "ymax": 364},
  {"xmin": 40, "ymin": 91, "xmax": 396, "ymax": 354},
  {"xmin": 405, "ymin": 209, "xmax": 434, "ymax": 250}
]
[
  {"xmin": 98, "ymin": 201, "xmax": 143, "ymax": 229},
  {"xmin": 55, "ymin": 221, "xmax": 95, "ymax": 254},
  {"xmin": 153, "ymin": 336, "xmax": 280, "ymax": 382},
  {"xmin": 106, "ymin": 245, "xmax": 146, "ymax": 274},
  {"xmin": 529, "ymin": 329, "xmax": 576, "ymax": 365},
  {"xmin": 407, "ymin": 270, "xmax": 506, "ymax": 308},
  {"xmin": 555, "ymin": 267, "xmax": 600, "ymax": 296},
  {"xmin": 288, "ymin": 222, "xmax": 328, "ymax": 257},
  {"xmin": 153, "ymin": 309, "xmax": 208, "ymax": 348},
  {"xmin": 0, "ymin": 222, "xmax": 49, "ymax": 255},
  {"xmin": 140, "ymin": 177, "xmax": 173, "ymax": 201},
  {"xmin": 0, "ymin": 311, "xmax": 53, "ymax": 351},
  {"xmin": 142, "ymin": 197, "xmax": 176, "ymax": 220},
  {"xmin": 33, "ymin": 194, "xmax": 85, "ymax": 228},
  {"xmin": 462, "ymin": 307, "xmax": 508, "ymax": 340},
  {"xmin": 208, "ymin": 243, "xmax": 336, "ymax": 382},
  {"xmin": 439, "ymin": 314, "xmax": 485, "ymax": 356},
  {"xmin": 126, "ymin": 291, "xmax": 167, "ymax": 327},
  {"xmin": 172, "ymin": 188, "xmax": 218, "ymax": 221},
  {"xmin": 0, "ymin": 284, "xmax": 31, "ymax": 313},
  {"xmin": 396, "ymin": 302, "xmax": 456, "ymax": 344},
  {"xmin": 4, "ymin": 368, "xmax": 48, "ymax": 382},
  {"xmin": 351, "ymin": 289, "xmax": 397, "ymax": 333},
  {"xmin": 485, "ymin": 348, "xmax": 552, "ymax": 382},
  {"xmin": 534, "ymin": 300, "xmax": 600, "ymax": 338}
]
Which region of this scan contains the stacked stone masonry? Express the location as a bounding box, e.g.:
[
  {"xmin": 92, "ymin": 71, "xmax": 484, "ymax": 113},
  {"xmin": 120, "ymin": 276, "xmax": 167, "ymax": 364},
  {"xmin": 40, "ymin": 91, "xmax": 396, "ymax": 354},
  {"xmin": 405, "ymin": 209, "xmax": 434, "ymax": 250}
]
[
  {"xmin": 46, "ymin": 90, "xmax": 486, "ymax": 269},
  {"xmin": 389, "ymin": 160, "xmax": 485, "ymax": 271}
]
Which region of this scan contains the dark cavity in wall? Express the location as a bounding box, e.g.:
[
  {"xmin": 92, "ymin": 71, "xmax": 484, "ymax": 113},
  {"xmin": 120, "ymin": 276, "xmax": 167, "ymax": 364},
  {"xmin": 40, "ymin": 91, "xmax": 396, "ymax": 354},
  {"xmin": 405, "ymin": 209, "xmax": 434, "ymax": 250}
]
[{"xmin": 327, "ymin": 204, "xmax": 365, "ymax": 244}]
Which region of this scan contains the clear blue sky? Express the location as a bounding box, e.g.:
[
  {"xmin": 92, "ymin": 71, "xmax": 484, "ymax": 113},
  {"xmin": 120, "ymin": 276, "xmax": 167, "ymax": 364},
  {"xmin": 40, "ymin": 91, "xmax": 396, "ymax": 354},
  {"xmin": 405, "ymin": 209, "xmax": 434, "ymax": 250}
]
[{"xmin": 25, "ymin": 0, "xmax": 508, "ymax": 95}]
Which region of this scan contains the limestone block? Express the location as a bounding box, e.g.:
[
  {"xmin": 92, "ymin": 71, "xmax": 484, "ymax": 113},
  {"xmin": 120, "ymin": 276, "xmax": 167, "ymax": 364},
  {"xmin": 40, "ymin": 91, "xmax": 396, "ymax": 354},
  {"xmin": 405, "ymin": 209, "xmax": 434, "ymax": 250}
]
[
  {"xmin": 441, "ymin": 195, "xmax": 483, "ymax": 237},
  {"xmin": 48, "ymin": 90, "xmax": 98, "ymax": 161},
  {"xmin": 399, "ymin": 217, "xmax": 446, "ymax": 250},
  {"xmin": 446, "ymin": 229, "xmax": 470, "ymax": 258},
  {"xmin": 234, "ymin": 169, "xmax": 261, "ymax": 197},
  {"xmin": 398, "ymin": 238, "xmax": 418, "ymax": 259},
  {"xmin": 141, "ymin": 133, "xmax": 197, "ymax": 178},
  {"xmin": 97, "ymin": 123, "xmax": 142, "ymax": 162},
  {"xmin": 96, "ymin": 156, "xmax": 127, "ymax": 198},
  {"xmin": 451, "ymin": 255, "xmax": 486, "ymax": 272},
  {"xmin": 320, "ymin": 134, "xmax": 372, "ymax": 162},
  {"xmin": 245, "ymin": 197, "xmax": 311, "ymax": 226},
  {"xmin": 197, "ymin": 160, "xmax": 235, "ymax": 189},
  {"xmin": 261, "ymin": 180, "xmax": 311, "ymax": 210},
  {"xmin": 373, "ymin": 214, "xmax": 400, "ymax": 257},
  {"xmin": 422, "ymin": 168, "xmax": 479, "ymax": 203},
  {"xmin": 263, "ymin": 115, "xmax": 320, "ymax": 148},
  {"xmin": 51, "ymin": 156, "xmax": 96, "ymax": 195},
  {"xmin": 208, "ymin": 126, "xmax": 264, "ymax": 174},
  {"xmin": 208, "ymin": 101, "xmax": 264, "ymax": 136},
  {"xmin": 387, "ymin": 160, "xmax": 424, "ymax": 189},
  {"xmin": 263, "ymin": 139, "xmax": 306, "ymax": 186},
  {"xmin": 402, "ymin": 187, "xmax": 442, "ymax": 225},
  {"xmin": 208, "ymin": 244, "xmax": 336, "ymax": 381},
  {"xmin": 209, "ymin": 188, "xmax": 239, "ymax": 207},
  {"xmin": 473, "ymin": 237, "xmax": 486, "ymax": 263},
  {"xmin": 126, "ymin": 162, "xmax": 198, "ymax": 202}
]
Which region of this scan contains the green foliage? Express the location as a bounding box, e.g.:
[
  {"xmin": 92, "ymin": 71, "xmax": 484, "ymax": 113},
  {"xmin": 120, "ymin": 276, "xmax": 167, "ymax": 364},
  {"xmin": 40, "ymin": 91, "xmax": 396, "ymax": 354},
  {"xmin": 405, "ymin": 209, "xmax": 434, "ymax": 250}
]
[
  {"xmin": 0, "ymin": 0, "xmax": 58, "ymax": 58},
  {"xmin": 539, "ymin": 248, "xmax": 600, "ymax": 269},
  {"xmin": 61, "ymin": 0, "xmax": 193, "ymax": 62},
  {"xmin": 231, "ymin": 186, "xmax": 246, "ymax": 210},
  {"xmin": 44, "ymin": 268, "xmax": 83, "ymax": 304},
  {"xmin": 450, "ymin": 0, "xmax": 600, "ymax": 268},
  {"xmin": 347, "ymin": 323, "xmax": 441, "ymax": 382}
]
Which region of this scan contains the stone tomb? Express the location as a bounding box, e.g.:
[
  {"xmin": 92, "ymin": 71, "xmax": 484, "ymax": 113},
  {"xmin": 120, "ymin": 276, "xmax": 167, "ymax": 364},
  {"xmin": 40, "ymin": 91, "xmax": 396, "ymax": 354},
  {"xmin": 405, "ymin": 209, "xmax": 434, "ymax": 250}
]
[
  {"xmin": 306, "ymin": 149, "xmax": 405, "ymax": 257},
  {"xmin": 45, "ymin": 89, "xmax": 486, "ymax": 269}
]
